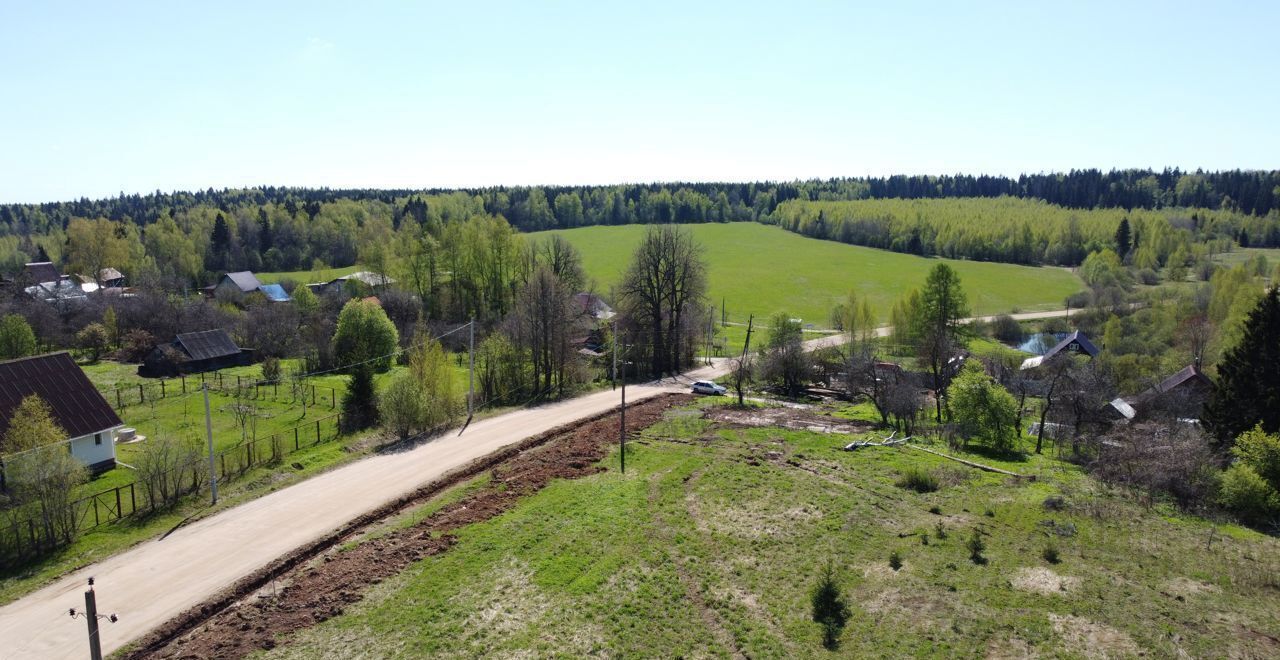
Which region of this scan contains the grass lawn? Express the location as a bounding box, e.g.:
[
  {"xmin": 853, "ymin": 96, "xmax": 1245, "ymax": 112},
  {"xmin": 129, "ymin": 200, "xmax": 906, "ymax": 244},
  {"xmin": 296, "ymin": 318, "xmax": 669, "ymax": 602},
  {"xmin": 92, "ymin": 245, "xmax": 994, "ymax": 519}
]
[
  {"xmin": 1210, "ymin": 246, "xmax": 1280, "ymax": 268},
  {"xmin": 256, "ymin": 265, "xmax": 362, "ymax": 285},
  {"xmin": 262, "ymin": 402, "xmax": 1280, "ymax": 658},
  {"xmin": 532, "ymin": 223, "xmax": 1084, "ymax": 329}
]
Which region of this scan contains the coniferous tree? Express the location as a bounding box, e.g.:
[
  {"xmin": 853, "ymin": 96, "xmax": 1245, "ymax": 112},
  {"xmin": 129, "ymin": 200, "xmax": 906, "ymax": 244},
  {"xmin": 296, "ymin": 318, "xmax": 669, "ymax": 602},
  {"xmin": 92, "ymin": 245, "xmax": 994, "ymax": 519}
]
[
  {"xmin": 1115, "ymin": 217, "xmax": 1132, "ymax": 258},
  {"xmin": 1204, "ymin": 288, "xmax": 1280, "ymax": 442},
  {"xmin": 340, "ymin": 365, "xmax": 379, "ymax": 433}
]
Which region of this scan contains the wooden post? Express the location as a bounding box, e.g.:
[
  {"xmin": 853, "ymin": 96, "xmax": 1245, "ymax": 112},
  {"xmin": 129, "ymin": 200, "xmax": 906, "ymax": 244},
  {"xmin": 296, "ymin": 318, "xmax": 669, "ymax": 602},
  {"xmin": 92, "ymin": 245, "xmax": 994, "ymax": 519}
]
[
  {"xmin": 138, "ymin": 383, "xmax": 144, "ymax": 404},
  {"xmin": 315, "ymin": 419, "xmax": 320, "ymax": 443},
  {"xmin": 161, "ymin": 380, "xmax": 166, "ymax": 398},
  {"xmin": 115, "ymin": 486, "xmax": 121, "ymax": 519},
  {"xmin": 294, "ymin": 427, "xmax": 299, "ymax": 450},
  {"xmin": 182, "ymin": 375, "xmax": 186, "ymax": 393},
  {"xmin": 116, "ymin": 387, "xmax": 122, "ymax": 409}
]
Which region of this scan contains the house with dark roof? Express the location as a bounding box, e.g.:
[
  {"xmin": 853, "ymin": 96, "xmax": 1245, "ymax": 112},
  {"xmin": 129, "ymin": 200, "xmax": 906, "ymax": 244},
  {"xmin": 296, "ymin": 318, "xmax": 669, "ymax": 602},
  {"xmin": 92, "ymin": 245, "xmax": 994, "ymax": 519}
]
[
  {"xmin": 1129, "ymin": 364, "xmax": 1215, "ymax": 420},
  {"xmin": 1020, "ymin": 331, "xmax": 1100, "ymax": 370},
  {"xmin": 211, "ymin": 271, "xmax": 292, "ymax": 303},
  {"xmin": 0, "ymin": 352, "xmax": 123, "ymax": 472},
  {"xmin": 23, "ymin": 261, "xmax": 62, "ymax": 285},
  {"xmin": 139, "ymin": 329, "xmax": 253, "ymax": 377}
]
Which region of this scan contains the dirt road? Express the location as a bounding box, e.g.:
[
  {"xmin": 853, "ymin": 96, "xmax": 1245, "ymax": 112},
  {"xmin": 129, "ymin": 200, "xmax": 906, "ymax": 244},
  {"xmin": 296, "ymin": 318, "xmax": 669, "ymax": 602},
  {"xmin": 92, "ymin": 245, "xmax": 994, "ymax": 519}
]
[{"xmin": 0, "ymin": 369, "xmax": 717, "ymax": 660}]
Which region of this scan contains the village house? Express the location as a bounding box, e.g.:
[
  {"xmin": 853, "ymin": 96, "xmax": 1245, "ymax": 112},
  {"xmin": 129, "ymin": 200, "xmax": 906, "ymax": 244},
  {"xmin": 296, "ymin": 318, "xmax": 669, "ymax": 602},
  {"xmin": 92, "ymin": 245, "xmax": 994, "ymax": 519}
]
[
  {"xmin": 139, "ymin": 329, "xmax": 254, "ymax": 377},
  {"xmin": 312, "ymin": 271, "xmax": 395, "ymax": 296},
  {"xmin": 210, "ymin": 271, "xmax": 291, "ymax": 303},
  {"xmin": 0, "ymin": 352, "xmax": 123, "ymax": 473},
  {"xmin": 1020, "ymin": 330, "xmax": 1100, "ymax": 370}
]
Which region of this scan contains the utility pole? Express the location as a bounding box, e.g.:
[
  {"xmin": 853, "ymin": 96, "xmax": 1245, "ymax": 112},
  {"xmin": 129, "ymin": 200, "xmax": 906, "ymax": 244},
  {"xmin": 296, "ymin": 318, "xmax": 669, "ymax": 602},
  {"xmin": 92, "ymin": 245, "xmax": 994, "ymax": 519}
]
[
  {"xmin": 203, "ymin": 383, "xmax": 217, "ymax": 505},
  {"xmin": 69, "ymin": 578, "xmax": 117, "ymax": 660},
  {"xmin": 467, "ymin": 317, "xmax": 475, "ymax": 419},
  {"xmin": 611, "ymin": 316, "xmax": 618, "ymax": 391},
  {"xmin": 736, "ymin": 315, "xmax": 754, "ymax": 407},
  {"xmin": 619, "ymin": 341, "xmax": 626, "ymax": 474},
  {"xmin": 706, "ymin": 306, "xmax": 714, "ymax": 365}
]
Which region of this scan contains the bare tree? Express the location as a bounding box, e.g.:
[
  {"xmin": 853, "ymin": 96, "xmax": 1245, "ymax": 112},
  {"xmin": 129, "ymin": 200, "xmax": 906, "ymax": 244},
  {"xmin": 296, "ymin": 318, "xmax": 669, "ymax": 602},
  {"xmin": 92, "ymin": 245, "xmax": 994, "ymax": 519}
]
[
  {"xmin": 617, "ymin": 226, "xmax": 707, "ymax": 377},
  {"xmin": 507, "ymin": 266, "xmax": 583, "ymax": 398},
  {"xmin": 135, "ymin": 435, "xmax": 204, "ymax": 511}
]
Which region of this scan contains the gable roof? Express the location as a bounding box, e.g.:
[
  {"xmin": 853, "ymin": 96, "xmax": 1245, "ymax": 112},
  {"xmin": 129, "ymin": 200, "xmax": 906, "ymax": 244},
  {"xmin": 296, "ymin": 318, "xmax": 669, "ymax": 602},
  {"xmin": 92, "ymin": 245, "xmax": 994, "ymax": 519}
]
[
  {"xmin": 24, "ymin": 262, "xmax": 61, "ymax": 284},
  {"xmin": 1044, "ymin": 331, "xmax": 1099, "ymax": 360},
  {"xmin": 256, "ymin": 283, "xmax": 291, "ymax": 302},
  {"xmin": 99, "ymin": 267, "xmax": 124, "ymax": 283},
  {"xmin": 222, "ymin": 271, "xmax": 262, "ymax": 293},
  {"xmin": 175, "ymin": 329, "xmax": 242, "ymax": 361},
  {"xmin": 0, "ymin": 352, "xmax": 123, "ymax": 440},
  {"xmin": 1128, "ymin": 364, "xmax": 1214, "ymax": 409},
  {"xmin": 330, "ymin": 271, "xmax": 394, "ymax": 287}
]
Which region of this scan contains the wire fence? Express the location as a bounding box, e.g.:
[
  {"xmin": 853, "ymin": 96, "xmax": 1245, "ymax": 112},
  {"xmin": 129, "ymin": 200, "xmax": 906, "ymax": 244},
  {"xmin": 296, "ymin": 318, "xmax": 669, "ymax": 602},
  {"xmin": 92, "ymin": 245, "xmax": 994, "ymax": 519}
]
[
  {"xmin": 104, "ymin": 371, "xmax": 339, "ymax": 411},
  {"xmin": 0, "ymin": 412, "xmax": 344, "ymax": 564}
]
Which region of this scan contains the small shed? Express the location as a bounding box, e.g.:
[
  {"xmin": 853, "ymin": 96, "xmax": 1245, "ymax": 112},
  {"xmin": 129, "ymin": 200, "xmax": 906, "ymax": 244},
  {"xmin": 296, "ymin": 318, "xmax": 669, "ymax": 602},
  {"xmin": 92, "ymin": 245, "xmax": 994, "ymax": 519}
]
[
  {"xmin": 139, "ymin": 329, "xmax": 253, "ymax": 377},
  {"xmin": 0, "ymin": 352, "xmax": 123, "ymax": 473}
]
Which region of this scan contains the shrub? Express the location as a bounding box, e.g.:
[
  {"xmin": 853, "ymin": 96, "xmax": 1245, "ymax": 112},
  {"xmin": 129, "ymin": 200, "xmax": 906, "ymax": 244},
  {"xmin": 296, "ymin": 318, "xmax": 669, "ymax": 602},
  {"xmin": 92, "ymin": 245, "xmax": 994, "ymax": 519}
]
[
  {"xmin": 1135, "ymin": 268, "xmax": 1161, "ymax": 285},
  {"xmin": 991, "ymin": 314, "xmax": 1024, "ymax": 343},
  {"xmin": 261, "ymin": 357, "xmax": 282, "ymax": 383},
  {"xmin": 119, "ymin": 328, "xmax": 156, "ymax": 362},
  {"xmin": 966, "ymin": 530, "xmax": 986, "ymax": 564},
  {"xmin": 810, "ymin": 564, "xmax": 852, "ymax": 650},
  {"xmin": 1042, "ymin": 495, "xmax": 1067, "ymax": 511},
  {"xmin": 889, "ymin": 550, "xmax": 903, "ymax": 571},
  {"xmin": 1219, "ymin": 464, "xmax": 1280, "ymax": 526},
  {"xmin": 76, "ymin": 323, "xmax": 110, "ymax": 362},
  {"xmin": 928, "ymin": 505, "xmax": 942, "ymax": 515},
  {"xmin": 1042, "ymin": 540, "xmax": 1061, "ymax": 564},
  {"xmin": 897, "ymin": 466, "xmax": 939, "ymax": 493},
  {"xmin": 0, "ymin": 314, "xmax": 38, "ymax": 360},
  {"xmin": 934, "ymin": 521, "xmax": 947, "ymax": 539}
]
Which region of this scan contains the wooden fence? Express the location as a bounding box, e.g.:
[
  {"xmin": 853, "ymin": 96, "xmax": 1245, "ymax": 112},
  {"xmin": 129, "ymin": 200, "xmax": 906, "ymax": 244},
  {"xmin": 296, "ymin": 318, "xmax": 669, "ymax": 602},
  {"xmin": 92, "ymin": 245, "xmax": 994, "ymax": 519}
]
[{"xmin": 0, "ymin": 412, "xmax": 344, "ymax": 564}]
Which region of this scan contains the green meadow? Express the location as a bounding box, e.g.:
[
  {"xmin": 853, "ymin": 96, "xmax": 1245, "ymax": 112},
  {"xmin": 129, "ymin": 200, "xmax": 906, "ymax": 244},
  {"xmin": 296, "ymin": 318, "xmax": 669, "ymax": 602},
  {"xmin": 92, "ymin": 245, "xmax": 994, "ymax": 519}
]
[
  {"xmin": 265, "ymin": 401, "xmax": 1280, "ymax": 658},
  {"xmin": 532, "ymin": 223, "xmax": 1083, "ymax": 328}
]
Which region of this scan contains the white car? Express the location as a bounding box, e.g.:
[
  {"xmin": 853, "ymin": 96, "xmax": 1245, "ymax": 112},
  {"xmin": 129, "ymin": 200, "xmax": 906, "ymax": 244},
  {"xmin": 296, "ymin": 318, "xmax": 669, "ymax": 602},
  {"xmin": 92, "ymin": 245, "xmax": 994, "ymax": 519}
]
[{"xmin": 691, "ymin": 380, "xmax": 727, "ymax": 395}]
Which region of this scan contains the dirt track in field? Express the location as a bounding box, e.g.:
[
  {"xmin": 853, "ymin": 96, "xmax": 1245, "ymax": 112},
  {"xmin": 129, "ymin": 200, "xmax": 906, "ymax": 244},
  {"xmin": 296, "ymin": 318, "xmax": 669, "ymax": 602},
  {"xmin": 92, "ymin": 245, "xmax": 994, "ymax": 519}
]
[{"xmin": 131, "ymin": 394, "xmax": 691, "ymax": 659}]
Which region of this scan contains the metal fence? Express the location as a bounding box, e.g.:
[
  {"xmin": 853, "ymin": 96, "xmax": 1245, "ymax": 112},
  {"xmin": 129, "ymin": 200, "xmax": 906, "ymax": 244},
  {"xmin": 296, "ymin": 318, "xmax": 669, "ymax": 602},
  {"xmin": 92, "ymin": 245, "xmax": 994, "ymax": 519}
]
[
  {"xmin": 0, "ymin": 412, "xmax": 344, "ymax": 564},
  {"xmin": 106, "ymin": 372, "xmax": 338, "ymax": 411}
]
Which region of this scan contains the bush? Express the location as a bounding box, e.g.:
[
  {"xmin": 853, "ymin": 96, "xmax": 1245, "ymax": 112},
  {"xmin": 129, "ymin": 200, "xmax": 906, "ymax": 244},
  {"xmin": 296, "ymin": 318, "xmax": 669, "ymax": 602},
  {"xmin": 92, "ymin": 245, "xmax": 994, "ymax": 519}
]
[
  {"xmin": 810, "ymin": 564, "xmax": 851, "ymax": 650},
  {"xmin": 1042, "ymin": 540, "xmax": 1061, "ymax": 564},
  {"xmin": 897, "ymin": 466, "xmax": 939, "ymax": 493},
  {"xmin": 889, "ymin": 550, "xmax": 903, "ymax": 571},
  {"xmin": 966, "ymin": 529, "xmax": 986, "ymax": 564},
  {"xmin": 1219, "ymin": 464, "xmax": 1280, "ymax": 526},
  {"xmin": 990, "ymin": 314, "xmax": 1024, "ymax": 343},
  {"xmin": 119, "ymin": 328, "xmax": 156, "ymax": 362},
  {"xmin": 261, "ymin": 357, "xmax": 282, "ymax": 383},
  {"xmin": 76, "ymin": 323, "xmax": 110, "ymax": 362},
  {"xmin": 0, "ymin": 314, "xmax": 38, "ymax": 360},
  {"xmin": 934, "ymin": 521, "xmax": 947, "ymax": 539},
  {"xmin": 1135, "ymin": 268, "xmax": 1161, "ymax": 285}
]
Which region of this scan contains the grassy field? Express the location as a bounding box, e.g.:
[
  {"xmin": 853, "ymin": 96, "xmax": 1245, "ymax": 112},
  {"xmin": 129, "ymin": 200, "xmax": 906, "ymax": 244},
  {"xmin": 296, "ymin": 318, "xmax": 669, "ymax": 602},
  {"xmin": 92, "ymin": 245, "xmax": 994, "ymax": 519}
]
[
  {"xmin": 1210, "ymin": 246, "xmax": 1280, "ymax": 267},
  {"xmin": 532, "ymin": 223, "xmax": 1083, "ymax": 329},
  {"xmin": 263, "ymin": 400, "xmax": 1280, "ymax": 658}
]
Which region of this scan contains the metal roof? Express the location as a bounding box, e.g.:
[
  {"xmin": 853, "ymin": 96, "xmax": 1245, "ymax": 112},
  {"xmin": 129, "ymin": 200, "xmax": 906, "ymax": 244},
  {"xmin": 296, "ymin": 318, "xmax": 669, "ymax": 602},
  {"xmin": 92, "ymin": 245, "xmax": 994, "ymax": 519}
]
[
  {"xmin": 24, "ymin": 262, "xmax": 61, "ymax": 284},
  {"xmin": 332, "ymin": 271, "xmax": 394, "ymax": 287},
  {"xmin": 256, "ymin": 283, "xmax": 291, "ymax": 302},
  {"xmin": 223, "ymin": 271, "xmax": 263, "ymax": 293},
  {"xmin": 0, "ymin": 352, "xmax": 123, "ymax": 440},
  {"xmin": 175, "ymin": 329, "xmax": 243, "ymax": 361}
]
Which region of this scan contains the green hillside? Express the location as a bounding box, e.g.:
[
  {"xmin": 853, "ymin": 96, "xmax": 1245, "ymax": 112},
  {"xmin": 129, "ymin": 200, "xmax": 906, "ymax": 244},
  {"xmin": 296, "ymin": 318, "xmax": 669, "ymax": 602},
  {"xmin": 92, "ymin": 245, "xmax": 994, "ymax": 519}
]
[{"xmin": 533, "ymin": 223, "xmax": 1083, "ymax": 327}]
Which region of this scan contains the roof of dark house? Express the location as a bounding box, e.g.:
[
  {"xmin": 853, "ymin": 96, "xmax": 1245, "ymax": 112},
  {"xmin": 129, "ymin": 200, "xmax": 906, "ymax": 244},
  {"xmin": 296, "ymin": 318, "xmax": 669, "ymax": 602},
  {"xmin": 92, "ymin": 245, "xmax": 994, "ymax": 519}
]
[
  {"xmin": 222, "ymin": 271, "xmax": 262, "ymax": 293},
  {"xmin": 175, "ymin": 329, "xmax": 243, "ymax": 361},
  {"xmin": 1043, "ymin": 331, "xmax": 1100, "ymax": 360},
  {"xmin": 0, "ymin": 352, "xmax": 123, "ymax": 439},
  {"xmin": 24, "ymin": 262, "xmax": 61, "ymax": 284},
  {"xmin": 1128, "ymin": 364, "xmax": 1214, "ymax": 408}
]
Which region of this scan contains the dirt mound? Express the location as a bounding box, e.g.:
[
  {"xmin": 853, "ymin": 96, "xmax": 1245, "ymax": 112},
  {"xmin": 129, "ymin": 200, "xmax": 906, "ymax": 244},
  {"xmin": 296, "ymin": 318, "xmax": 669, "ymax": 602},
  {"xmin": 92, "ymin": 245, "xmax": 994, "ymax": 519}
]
[
  {"xmin": 704, "ymin": 405, "xmax": 874, "ymax": 435},
  {"xmin": 1010, "ymin": 567, "xmax": 1080, "ymax": 595},
  {"xmin": 131, "ymin": 394, "xmax": 691, "ymax": 659},
  {"xmin": 1048, "ymin": 613, "xmax": 1142, "ymax": 658}
]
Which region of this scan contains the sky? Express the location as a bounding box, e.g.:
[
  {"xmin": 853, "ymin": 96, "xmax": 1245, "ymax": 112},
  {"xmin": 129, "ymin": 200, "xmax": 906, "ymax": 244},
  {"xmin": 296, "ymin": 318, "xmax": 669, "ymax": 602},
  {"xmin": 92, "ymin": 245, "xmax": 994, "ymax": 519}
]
[{"xmin": 1, "ymin": 0, "xmax": 1277, "ymax": 203}]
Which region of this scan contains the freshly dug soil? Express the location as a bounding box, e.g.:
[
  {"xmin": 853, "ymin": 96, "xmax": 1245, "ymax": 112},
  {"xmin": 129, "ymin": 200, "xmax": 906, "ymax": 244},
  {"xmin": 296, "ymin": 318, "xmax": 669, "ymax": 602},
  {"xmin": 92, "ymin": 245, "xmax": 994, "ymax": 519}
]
[{"xmin": 129, "ymin": 393, "xmax": 691, "ymax": 659}]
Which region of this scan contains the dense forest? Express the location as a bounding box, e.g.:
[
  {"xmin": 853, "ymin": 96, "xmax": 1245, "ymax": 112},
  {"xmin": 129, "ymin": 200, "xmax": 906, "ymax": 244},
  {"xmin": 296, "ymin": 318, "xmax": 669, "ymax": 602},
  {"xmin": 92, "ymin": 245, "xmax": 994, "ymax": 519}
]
[{"xmin": 1, "ymin": 169, "xmax": 1277, "ymax": 278}]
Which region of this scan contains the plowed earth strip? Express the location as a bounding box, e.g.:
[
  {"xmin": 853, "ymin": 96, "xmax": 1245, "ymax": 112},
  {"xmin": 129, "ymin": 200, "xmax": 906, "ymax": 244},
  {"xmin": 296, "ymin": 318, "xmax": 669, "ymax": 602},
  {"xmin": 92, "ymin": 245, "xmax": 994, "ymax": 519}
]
[{"xmin": 126, "ymin": 393, "xmax": 692, "ymax": 659}]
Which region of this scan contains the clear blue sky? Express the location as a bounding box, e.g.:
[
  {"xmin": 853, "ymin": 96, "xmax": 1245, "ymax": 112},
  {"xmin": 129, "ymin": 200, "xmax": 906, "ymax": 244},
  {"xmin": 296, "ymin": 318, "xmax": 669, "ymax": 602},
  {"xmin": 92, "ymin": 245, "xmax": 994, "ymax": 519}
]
[{"xmin": 1, "ymin": 0, "xmax": 1276, "ymax": 203}]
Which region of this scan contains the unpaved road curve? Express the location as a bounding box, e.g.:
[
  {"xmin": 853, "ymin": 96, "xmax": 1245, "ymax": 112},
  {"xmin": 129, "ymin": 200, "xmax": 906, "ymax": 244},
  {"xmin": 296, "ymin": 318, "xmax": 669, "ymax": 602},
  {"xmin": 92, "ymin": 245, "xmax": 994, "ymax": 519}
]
[
  {"xmin": 0, "ymin": 308, "xmax": 1075, "ymax": 658},
  {"xmin": 0, "ymin": 366, "xmax": 719, "ymax": 660}
]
